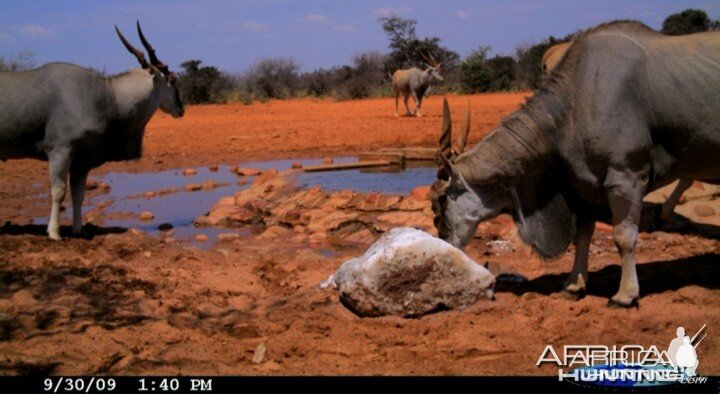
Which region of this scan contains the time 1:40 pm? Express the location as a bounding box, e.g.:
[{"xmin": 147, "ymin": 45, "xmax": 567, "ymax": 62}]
[{"xmin": 138, "ymin": 378, "xmax": 212, "ymax": 391}]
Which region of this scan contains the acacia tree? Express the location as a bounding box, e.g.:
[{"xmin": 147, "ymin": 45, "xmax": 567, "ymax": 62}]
[
  {"xmin": 662, "ymin": 9, "xmax": 711, "ymax": 35},
  {"xmin": 177, "ymin": 60, "xmax": 230, "ymax": 104},
  {"xmin": 379, "ymin": 15, "xmax": 460, "ymax": 86}
]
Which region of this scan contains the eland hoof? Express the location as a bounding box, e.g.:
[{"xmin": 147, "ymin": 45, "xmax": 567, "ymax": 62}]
[
  {"xmin": 560, "ymin": 288, "xmax": 586, "ymax": 301},
  {"xmin": 607, "ymin": 297, "xmax": 639, "ymax": 309}
]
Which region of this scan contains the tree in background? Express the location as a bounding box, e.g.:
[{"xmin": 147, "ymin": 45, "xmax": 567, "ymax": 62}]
[
  {"xmin": 344, "ymin": 51, "xmax": 387, "ymax": 99},
  {"xmin": 514, "ymin": 34, "xmax": 573, "ymax": 90},
  {"xmin": 0, "ymin": 50, "xmax": 35, "ymax": 72},
  {"xmin": 177, "ymin": 60, "xmax": 230, "ymax": 104},
  {"xmin": 460, "ymin": 46, "xmax": 493, "ymax": 93},
  {"xmin": 484, "ymin": 54, "xmax": 516, "ymax": 91},
  {"xmin": 461, "ymin": 47, "xmax": 516, "ymax": 93},
  {"xmin": 244, "ymin": 57, "xmax": 300, "ymax": 99},
  {"xmin": 662, "ymin": 9, "xmax": 711, "ymax": 35},
  {"xmin": 379, "ymin": 15, "xmax": 460, "ymax": 89}
]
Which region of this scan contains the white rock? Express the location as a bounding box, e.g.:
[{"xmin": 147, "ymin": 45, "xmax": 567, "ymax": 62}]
[{"xmin": 333, "ymin": 227, "xmax": 495, "ymax": 317}]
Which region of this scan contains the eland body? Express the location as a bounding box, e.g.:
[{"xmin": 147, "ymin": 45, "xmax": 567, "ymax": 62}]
[
  {"xmin": 391, "ymin": 53, "xmax": 443, "ymax": 117},
  {"xmin": 0, "ymin": 22, "xmax": 183, "ymax": 240}
]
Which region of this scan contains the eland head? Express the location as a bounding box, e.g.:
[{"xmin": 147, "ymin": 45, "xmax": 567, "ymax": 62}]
[
  {"xmin": 429, "ymin": 99, "xmax": 510, "ymax": 248},
  {"xmin": 115, "ymin": 21, "xmax": 184, "ymax": 118}
]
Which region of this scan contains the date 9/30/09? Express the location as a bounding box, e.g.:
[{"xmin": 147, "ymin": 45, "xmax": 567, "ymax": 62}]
[{"xmin": 43, "ymin": 377, "xmax": 213, "ymax": 392}]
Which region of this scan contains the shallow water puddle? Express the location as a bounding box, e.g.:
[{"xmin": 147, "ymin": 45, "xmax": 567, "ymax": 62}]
[{"xmin": 33, "ymin": 157, "xmax": 436, "ymax": 245}]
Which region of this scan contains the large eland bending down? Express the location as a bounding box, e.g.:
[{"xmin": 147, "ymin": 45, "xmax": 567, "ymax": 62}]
[
  {"xmin": 430, "ymin": 21, "xmax": 720, "ymax": 308},
  {"xmin": 541, "ymin": 40, "xmax": 695, "ymax": 224},
  {"xmin": 0, "ymin": 22, "xmax": 184, "ymax": 240},
  {"xmin": 391, "ymin": 53, "xmax": 443, "ymax": 117}
]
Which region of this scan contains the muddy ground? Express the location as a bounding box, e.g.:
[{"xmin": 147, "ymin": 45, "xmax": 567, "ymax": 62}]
[{"xmin": 0, "ymin": 94, "xmax": 718, "ymax": 375}]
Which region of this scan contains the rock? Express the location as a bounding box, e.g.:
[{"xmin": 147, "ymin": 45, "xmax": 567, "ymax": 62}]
[
  {"xmin": 143, "ymin": 251, "xmax": 152, "ymax": 258},
  {"xmin": 85, "ymin": 179, "xmax": 100, "ymax": 190},
  {"xmin": 322, "ymin": 190, "xmax": 356, "ymax": 209},
  {"xmin": 183, "ymin": 168, "xmax": 198, "ymax": 176},
  {"xmin": 209, "ymin": 165, "xmax": 219, "ymax": 172},
  {"xmin": 235, "ymin": 168, "xmax": 262, "ymax": 176},
  {"xmin": 139, "ymin": 211, "xmax": 155, "ymax": 221},
  {"xmin": 306, "ymin": 210, "xmax": 359, "ymax": 233},
  {"xmin": 323, "ymin": 157, "xmax": 334, "ymax": 164},
  {"xmin": 342, "ymin": 228, "xmax": 376, "ymax": 245},
  {"xmin": 252, "ymin": 344, "xmax": 267, "ymax": 364},
  {"xmin": 349, "ymin": 193, "xmax": 401, "ymax": 211},
  {"xmin": 144, "ymin": 191, "xmax": 155, "ymax": 198},
  {"xmin": 693, "ymin": 204, "xmax": 715, "ymax": 217},
  {"xmin": 396, "ymin": 196, "xmax": 427, "ymax": 211},
  {"xmin": 202, "ymin": 180, "xmax": 217, "ymax": 190},
  {"xmin": 129, "ymin": 228, "xmax": 145, "ymax": 236},
  {"xmin": 309, "ymin": 232, "xmax": 327, "ymax": 244},
  {"xmin": 158, "ymin": 223, "xmax": 174, "ymax": 231},
  {"xmin": 98, "ymin": 182, "xmax": 111, "ymax": 192},
  {"xmin": 184, "ymin": 183, "xmax": 203, "ymax": 192},
  {"xmin": 237, "ymin": 179, "xmax": 249, "ymax": 186},
  {"xmin": 291, "ymin": 162, "xmax": 303, "ymax": 169},
  {"xmin": 257, "ymin": 225, "xmax": 292, "ymax": 239},
  {"xmin": 217, "ymin": 233, "xmax": 240, "ymax": 241},
  {"xmin": 410, "ymin": 186, "xmax": 430, "ymax": 201},
  {"xmin": 253, "ymin": 169, "xmax": 279, "ymax": 186},
  {"xmin": 333, "ymin": 227, "xmax": 495, "ymax": 317},
  {"xmin": 195, "ymin": 234, "xmax": 209, "ymax": 242}
]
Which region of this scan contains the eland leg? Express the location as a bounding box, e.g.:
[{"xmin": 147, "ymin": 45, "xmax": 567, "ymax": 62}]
[
  {"xmin": 70, "ymin": 170, "xmax": 88, "ymax": 235},
  {"xmin": 659, "ymin": 178, "xmax": 692, "ymax": 222},
  {"xmin": 394, "ymin": 93, "xmax": 399, "ymax": 117},
  {"xmin": 403, "ymin": 94, "xmax": 412, "ymax": 116},
  {"xmin": 606, "ymin": 171, "xmax": 646, "ymax": 308},
  {"xmin": 412, "ymin": 91, "xmax": 422, "ymax": 117},
  {"xmin": 47, "ymin": 149, "xmax": 71, "ymax": 240},
  {"xmin": 562, "ymin": 219, "xmax": 595, "ymax": 300}
]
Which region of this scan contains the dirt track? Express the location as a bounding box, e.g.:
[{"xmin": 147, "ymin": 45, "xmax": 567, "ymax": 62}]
[{"xmin": 0, "ymin": 93, "xmax": 718, "ymax": 375}]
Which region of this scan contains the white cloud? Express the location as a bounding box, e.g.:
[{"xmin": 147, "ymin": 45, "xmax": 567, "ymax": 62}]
[
  {"xmin": 304, "ymin": 14, "xmax": 331, "ymax": 24},
  {"xmin": 242, "ymin": 21, "xmax": 270, "ymax": 32},
  {"xmin": 375, "ymin": 7, "xmax": 411, "ymax": 17},
  {"xmin": 456, "ymin": 10, "xmax": 469, "ymax": 20},
  {"xmin": 334, "ymin": 24, "xmax": 356, "ymax": 32},
  {"xmin": 303, "ymin": 14, "xmax": 354, "ymax": 33},
  {"xmin": 19, "ymin": 24, "xmax": 57, "ymax": 38}
]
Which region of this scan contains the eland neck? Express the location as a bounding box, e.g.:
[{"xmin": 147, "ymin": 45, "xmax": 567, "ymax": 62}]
[
  {"xmin": 107, "ymin": 69, "xmax": 158, "ymax": 123},
  {"xmin": 454, "ymin": 84, "xmax": 569, "ymax": 186}
]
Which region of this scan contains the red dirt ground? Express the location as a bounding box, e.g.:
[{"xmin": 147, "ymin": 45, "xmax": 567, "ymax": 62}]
[{"xmin": 0, "ymin": 93, "xmax": 718, "ymax": 376}]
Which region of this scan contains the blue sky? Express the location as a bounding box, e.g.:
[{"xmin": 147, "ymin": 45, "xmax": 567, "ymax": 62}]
[{"xmin": 1, "ymin": 1, "xmax": 719, "ymax": 74}]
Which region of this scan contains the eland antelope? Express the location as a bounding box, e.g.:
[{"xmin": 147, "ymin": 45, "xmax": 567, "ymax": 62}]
[
  {"xmin": 391, "ymin": 53, "xmax": 443, "ymax": 117},
  {"xmin": 0, "ymin": 22, "xmax": 184, "ymax": 240},
  {"xmin": 430, "ymin": 21, "xmax": 720, "ymax": 308}
]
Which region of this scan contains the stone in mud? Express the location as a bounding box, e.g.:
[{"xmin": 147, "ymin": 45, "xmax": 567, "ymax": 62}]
[
  {"xmin": 253, "ymin": 169, "xmax": 279, "ymax": 186},
  {"xmin": 333, "ymin": 227, "xmax": 495, "ymax": 317},
  {"xmin": 235, "ymin": 168, "xmax": 262, "ymax": 176},
  {"xmin": 184, "ymin": 183, "xmax": 203, "ymax": 192},
  {"xmin": 139, "ymin": 211, "xmax": 155, "ymax": 221},
  {"xmin": 693, "ymin": 204, "xmax": 715, "ymax": 217},
  {"xmin": 183, "ymin": 168, "xmax": 198, "ymax": 176}
]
